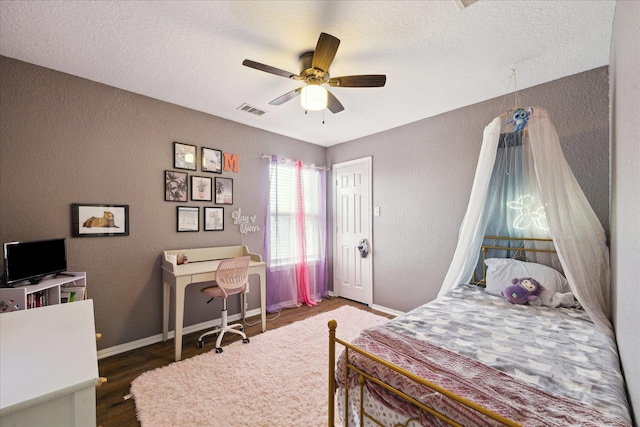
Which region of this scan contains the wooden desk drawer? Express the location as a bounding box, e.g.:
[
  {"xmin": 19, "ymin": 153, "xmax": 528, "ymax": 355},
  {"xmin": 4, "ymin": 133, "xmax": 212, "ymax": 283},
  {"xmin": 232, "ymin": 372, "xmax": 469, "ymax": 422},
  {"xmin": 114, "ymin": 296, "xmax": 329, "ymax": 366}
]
[{"xmin": 192, "ymin": 272, "xmax": 216, "ymax": 283}]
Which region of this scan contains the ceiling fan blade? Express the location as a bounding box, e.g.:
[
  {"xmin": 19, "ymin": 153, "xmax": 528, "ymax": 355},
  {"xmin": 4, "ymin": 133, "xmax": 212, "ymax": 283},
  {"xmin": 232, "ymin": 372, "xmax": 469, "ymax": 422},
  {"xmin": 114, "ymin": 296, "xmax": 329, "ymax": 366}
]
[
  {"xmin": 269, "ymin": 88, "xmax": 302, "ymax": 106},
  {"xmin": 242, "ymin": 59, "xmax": 299, "ymax": 79},
  {"xmin": 328, "ymin": 74, "xmax": 387, "ymax": 88},
  {"xmin": 312, "ymin": 33, "xmax": 340, "ymax": 73},
  {"xmin": 327, "ymin": 90, "xmax": 345, "ymax": 114}
]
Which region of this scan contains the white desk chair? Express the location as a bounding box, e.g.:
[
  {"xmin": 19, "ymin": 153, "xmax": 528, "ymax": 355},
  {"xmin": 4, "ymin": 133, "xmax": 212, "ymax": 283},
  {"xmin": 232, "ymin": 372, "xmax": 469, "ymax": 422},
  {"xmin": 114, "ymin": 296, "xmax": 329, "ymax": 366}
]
[{"xmin": 197, "ymin": 256, "xmax": 251, "ymax": 353}]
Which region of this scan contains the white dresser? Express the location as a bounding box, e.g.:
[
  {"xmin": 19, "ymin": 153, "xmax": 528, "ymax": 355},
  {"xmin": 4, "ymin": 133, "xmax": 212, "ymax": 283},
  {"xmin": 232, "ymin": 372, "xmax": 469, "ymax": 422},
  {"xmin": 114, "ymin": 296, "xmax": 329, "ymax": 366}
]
[{"xmin": 0, "ymin": 299, "xmax": 99, "ymax": 426}]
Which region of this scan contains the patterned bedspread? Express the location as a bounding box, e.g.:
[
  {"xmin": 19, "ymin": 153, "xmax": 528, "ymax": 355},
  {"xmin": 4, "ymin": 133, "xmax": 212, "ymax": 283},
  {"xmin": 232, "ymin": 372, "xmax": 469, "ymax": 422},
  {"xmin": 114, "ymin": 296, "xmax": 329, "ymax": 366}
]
[{"xmin": 336, "ymin": 285, "xmax": 631, "ymax": 426}]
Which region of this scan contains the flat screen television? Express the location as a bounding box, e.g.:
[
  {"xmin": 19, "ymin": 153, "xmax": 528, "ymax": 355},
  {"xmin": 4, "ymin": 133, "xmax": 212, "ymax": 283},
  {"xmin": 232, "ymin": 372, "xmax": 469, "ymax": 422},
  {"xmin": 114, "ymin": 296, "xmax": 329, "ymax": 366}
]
[{"xmin": 2, "ymin": 238, "xmax": 67, "ymax": 286}]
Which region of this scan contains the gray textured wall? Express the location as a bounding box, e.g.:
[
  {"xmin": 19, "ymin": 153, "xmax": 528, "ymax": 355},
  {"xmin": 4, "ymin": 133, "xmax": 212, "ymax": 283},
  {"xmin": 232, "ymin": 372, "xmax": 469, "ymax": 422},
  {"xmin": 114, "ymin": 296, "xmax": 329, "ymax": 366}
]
[
  {"xmin": 327, "ymin": 67, "xmax": 610, "ymax": 312},
  {"xmin": 0, "ymin": 56, "xmax": 326, "ymax": 350}
]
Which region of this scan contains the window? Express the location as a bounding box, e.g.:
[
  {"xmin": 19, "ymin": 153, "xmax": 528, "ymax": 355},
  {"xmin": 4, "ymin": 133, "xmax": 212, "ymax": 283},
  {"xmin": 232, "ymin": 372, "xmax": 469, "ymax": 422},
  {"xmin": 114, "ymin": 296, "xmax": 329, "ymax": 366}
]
[{"xmin": 268, "ymin": 162, "xmax": 324, "ymax": 267}]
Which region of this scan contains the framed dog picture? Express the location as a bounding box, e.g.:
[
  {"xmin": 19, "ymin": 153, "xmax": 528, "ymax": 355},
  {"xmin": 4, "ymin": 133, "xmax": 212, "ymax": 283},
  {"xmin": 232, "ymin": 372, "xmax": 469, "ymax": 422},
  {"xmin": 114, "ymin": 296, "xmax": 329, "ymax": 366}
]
[{"xmin": 71, "ymin": 203, "xmax": 129, "ymax": 237}]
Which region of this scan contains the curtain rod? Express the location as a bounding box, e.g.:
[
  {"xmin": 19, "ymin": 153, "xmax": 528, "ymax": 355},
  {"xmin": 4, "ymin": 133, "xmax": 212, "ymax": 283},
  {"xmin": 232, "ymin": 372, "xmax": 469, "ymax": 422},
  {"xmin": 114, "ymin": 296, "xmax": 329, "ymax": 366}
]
[{"xmin": 261, "ymin": 154, "xmax": 329, "ymax": 171}]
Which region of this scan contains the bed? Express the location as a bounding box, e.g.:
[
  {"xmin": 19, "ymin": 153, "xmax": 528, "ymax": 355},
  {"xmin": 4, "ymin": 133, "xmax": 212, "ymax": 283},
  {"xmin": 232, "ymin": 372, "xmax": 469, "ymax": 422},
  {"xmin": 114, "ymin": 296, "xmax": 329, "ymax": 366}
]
[{"xmin": 328, "ymin": 237, "xmax": 632, "ymax": 427}]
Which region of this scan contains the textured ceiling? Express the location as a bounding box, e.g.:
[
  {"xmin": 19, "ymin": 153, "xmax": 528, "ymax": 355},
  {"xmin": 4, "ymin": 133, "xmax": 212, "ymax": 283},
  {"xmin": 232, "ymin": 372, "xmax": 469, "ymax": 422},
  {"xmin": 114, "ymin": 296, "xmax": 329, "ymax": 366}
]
[{"xmin": 0, "ymin": 1, "xmax": 616, "ymax": 146}]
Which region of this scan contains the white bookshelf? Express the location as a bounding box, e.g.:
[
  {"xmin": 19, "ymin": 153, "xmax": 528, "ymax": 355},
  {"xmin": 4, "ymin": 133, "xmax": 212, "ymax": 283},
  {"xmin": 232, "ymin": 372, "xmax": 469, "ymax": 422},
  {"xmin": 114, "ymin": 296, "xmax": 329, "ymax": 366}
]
[{"xmin": 0, "ymin": 272, "xmax": 86, "ymax": 313}]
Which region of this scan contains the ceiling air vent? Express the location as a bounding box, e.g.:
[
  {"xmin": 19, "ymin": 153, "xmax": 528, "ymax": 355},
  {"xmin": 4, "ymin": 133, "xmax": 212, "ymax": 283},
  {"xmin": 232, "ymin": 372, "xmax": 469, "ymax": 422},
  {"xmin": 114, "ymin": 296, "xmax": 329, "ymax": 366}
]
[
  {"xmin": 454, "ymin": 0, "xmax": 478, "ymax": 10},
  {"xmin": 237, "ymin": 103, "xmax": 266, "ymax": 116}
]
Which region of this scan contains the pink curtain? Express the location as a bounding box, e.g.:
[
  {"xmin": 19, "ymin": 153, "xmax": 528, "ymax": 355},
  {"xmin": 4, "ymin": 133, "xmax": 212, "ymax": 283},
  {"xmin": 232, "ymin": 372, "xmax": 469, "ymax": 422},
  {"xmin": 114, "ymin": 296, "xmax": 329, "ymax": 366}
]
[{"xmin": 265, "ymin": 156, "xmax": 328, "ymax": 312}]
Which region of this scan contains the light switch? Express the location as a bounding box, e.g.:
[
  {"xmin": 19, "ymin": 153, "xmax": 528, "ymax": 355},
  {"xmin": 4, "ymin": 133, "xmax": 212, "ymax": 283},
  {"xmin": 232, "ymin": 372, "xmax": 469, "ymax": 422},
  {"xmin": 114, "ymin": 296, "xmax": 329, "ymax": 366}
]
[{"xmin": 374, "ymin": 206, "xmax": 380, "ymax": 216}]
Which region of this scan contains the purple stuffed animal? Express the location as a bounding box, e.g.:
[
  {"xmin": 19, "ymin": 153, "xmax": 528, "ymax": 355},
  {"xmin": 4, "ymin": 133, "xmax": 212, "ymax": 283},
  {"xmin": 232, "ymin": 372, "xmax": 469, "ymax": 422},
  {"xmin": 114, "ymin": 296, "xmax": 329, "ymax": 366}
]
[{"xmin": 503, "ymin": 277, "xmax": 544, "ymax": 305}]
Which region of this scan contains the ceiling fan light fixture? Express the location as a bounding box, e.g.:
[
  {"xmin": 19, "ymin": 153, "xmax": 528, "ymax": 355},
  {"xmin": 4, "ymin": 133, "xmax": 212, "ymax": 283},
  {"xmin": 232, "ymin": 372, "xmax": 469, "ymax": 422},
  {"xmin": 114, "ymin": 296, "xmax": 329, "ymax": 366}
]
[
  {"xmin": 300, "ymin": 84, "xmax": 327, "ymax": 111},
  {"xmin": 244, "ymin": 32, "xmax": 384, "ymax": 115}
]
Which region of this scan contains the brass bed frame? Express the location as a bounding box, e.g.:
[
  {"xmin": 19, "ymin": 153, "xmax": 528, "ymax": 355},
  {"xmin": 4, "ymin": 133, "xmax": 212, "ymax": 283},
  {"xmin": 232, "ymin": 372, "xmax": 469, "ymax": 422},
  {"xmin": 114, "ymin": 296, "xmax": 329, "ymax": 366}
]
[
  {"xmin": 328, "ymin": 236, "xmax": 558, "ymax": 427},
  {"xmin": 470, "ymin": 236, "xmax": 558, "ymax": 286}
]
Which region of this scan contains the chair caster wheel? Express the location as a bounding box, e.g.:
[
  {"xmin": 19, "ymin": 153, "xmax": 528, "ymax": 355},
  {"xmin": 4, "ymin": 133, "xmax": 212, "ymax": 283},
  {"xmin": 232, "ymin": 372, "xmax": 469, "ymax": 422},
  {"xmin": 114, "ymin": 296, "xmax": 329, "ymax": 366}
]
[
  {"xmin": 215, "ymin": 347, "xmax": 223, "ymax": 354},
  {"xmin": 197, "ymin": 340, "xmax": 204, "ymax": 349},
  {"xmin": 242, "ymin": 337, "xmax": 250, "ymax": 344}
]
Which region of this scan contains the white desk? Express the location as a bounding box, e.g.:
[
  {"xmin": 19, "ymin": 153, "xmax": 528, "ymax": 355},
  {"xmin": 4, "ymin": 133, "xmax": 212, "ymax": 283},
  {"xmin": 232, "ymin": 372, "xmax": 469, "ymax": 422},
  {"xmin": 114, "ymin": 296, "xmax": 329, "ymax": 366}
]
[{"xmin": 161, "ymin": 245, "xmax": 266, "ymax": 361}]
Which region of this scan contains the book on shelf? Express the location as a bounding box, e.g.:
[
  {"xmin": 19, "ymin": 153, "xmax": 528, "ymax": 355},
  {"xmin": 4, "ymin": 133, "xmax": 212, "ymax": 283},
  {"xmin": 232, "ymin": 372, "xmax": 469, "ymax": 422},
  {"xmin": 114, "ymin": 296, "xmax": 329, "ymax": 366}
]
[
  {"xmin": 27, "ymin": 291, "xmax": 49, "ymax": 308},
  {"xmin": 61, "ymin": 286, "xmax": 85, "ymax": 303}
]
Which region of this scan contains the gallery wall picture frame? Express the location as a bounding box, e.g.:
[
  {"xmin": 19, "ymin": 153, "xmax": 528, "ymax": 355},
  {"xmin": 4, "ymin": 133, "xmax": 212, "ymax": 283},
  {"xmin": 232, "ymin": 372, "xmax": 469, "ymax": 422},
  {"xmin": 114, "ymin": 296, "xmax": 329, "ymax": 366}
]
[
  {"xmin": 202, "ymin": 147, "xmax": 222, "ymax": 173},
  {"xmin": 215, "ymin": 177, "xmax": 233, "ymax": 205},
  {"xmin": 173, "ymin": 141, "xmax": 197, "ymax": 171},
  {"xmin": 190, "ymin": 176, "xmax": 213, "ymax": 201},
  {"xmin": 71, "ymin": 203, "xmax": 129, "ymax": 237},
  {"xmin": 177, "ymin": 206, "xmax": 199, "ymax": 232},
  {"xmin": 204, "ymin": 207, "xmax": 224, "ymax": 231},
  {"xmin": 165, "ymin": 170, "xmax": 188, "ymax": 202}
]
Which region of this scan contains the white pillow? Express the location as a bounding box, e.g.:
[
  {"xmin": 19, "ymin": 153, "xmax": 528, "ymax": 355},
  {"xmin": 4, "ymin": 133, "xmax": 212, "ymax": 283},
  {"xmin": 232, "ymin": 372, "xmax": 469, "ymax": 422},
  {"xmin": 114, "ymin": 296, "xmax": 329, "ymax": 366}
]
[{"xmin": 484, "ymin": 258, "xmax": 570, "ymax": 307}]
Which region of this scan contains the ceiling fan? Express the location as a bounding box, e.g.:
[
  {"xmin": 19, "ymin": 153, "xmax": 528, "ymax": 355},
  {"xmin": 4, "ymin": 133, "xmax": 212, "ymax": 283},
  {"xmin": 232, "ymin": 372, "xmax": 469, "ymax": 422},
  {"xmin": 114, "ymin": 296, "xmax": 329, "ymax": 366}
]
[{"xmin": 242, "ymin": 32, "xmax": 386, "ymax": 114}]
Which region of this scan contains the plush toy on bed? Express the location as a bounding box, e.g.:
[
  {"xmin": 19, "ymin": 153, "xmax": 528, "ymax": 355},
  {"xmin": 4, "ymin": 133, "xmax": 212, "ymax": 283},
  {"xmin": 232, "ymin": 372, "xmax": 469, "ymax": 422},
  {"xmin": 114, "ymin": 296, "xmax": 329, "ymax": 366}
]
[{"xmin": 503, "ymin": 277, "xmax": 544, "ymax": 305}]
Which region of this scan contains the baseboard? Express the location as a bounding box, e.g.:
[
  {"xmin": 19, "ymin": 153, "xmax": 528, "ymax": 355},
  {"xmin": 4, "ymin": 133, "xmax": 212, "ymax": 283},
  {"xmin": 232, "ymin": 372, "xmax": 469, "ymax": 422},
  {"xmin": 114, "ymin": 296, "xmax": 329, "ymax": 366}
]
[
  {"xmin": 97, "ymin": 308, "xmax": 261, "ymax": 360},
  {"xmin": 328, "ymin": 290, "xmax": 404, "ymax": 318},
  {"xmin": 370, "ymin": 304, "xmax": 404, "ymax": 317}
]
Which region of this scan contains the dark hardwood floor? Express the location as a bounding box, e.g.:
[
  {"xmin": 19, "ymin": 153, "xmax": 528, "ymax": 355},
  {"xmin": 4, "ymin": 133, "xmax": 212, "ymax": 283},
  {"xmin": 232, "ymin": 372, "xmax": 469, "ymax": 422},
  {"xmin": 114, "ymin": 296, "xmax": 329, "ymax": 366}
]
[{"xmin": 96, "ymin": 296, "xmax": 392, "ymax": 427}]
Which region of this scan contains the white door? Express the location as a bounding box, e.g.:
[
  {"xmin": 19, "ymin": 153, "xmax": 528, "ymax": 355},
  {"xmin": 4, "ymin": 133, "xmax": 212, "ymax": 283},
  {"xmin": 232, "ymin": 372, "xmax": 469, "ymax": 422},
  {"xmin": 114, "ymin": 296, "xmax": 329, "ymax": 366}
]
[{"xmin": 333, "ymin": 157, "xmax": 372, "ymax": 305}]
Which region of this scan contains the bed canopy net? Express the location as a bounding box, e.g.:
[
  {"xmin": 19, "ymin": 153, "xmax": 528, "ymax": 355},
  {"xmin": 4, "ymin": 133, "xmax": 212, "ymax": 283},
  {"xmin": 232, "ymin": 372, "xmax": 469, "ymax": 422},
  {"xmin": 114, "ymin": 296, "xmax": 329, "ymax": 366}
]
[{"xmin": 439, "ymin": 107, "xmax": 613, "ymax": 337}]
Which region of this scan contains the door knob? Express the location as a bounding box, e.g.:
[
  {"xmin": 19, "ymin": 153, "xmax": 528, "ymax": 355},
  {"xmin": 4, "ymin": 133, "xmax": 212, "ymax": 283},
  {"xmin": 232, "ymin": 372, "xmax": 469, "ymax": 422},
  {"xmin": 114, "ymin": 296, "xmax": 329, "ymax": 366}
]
[{"xmin": 357, "ymin": 239, "xmax": 369, "ymax": 258}]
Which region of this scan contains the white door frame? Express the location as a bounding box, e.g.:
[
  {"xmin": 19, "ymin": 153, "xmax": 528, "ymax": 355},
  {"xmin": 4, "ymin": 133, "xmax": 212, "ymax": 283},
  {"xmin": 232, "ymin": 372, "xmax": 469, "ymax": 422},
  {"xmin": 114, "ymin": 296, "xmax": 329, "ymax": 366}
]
[{"xmin": 332, "ymin": 156, "xmax": 373, "ymax": 305}]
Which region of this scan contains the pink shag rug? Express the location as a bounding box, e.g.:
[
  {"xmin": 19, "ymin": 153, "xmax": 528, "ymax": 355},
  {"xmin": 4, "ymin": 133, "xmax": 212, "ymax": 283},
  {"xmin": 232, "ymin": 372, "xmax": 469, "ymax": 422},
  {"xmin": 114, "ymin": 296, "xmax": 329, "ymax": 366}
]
[{"xmin": 130, "ymin": 305, "xmax": 389, "ymax": 427}]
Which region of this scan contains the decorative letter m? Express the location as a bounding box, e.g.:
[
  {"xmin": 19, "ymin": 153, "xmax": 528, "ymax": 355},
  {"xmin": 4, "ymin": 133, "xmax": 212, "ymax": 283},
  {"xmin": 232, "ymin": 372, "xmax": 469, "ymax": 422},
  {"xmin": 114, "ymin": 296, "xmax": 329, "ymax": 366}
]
[{"xmin": 223, "ymin": 153, "xmax": 239, "ymax": 172}]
